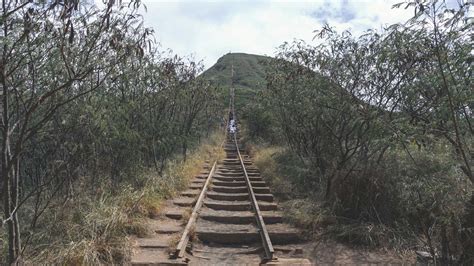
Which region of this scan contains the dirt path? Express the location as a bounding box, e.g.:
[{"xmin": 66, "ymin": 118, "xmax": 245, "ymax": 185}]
[
  {"xmin": 129, "ymin": 137, "xmax": 413, "ymax": 265},
  {"xmin": 130, "ymin": 138, "xmax": 310, "ymax": 265}
]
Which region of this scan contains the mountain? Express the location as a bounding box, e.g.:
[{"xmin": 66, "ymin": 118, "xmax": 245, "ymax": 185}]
[
  {"xmin": 200, "ymin": 53, "xmax": 273, "ymax": 108},
  {"xmin": 201, "ymin": 52, "xmax": 272, "ymax": 90}
]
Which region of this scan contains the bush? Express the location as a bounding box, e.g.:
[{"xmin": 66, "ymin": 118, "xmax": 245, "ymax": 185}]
[
  {"xmin": 20, "ymin": 132, "xmax": 224, "ymax": 264},
  {"xmin": 251, "ymin": 143, "xmax": 471, "ymax": 258}
]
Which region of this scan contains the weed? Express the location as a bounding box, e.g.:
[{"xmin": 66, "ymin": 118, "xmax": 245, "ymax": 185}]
[
  {"xmin": 20, "ymin": 131, "xmax": 225, "ymax": 264},
  {"xmin": 167, "ymin": 234, "xmax": 182, "ymax": 254},
  {"xmin": 250, "ymin": 141, "xmax": 471, "ymax": 260},
  {"xmin": 181, "ymin": 209, "xmax": 193, "ymax": 224}
]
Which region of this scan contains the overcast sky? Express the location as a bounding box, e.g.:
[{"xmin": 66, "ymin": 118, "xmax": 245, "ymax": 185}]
[{"xmin": 135, "ymin": 0, "xmax": 456, "ymax": 70}]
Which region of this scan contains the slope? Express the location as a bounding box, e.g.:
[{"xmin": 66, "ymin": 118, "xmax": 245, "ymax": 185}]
[{"xmin": 200, "ymin": 52, "xmax": 273, "ymax": 109}]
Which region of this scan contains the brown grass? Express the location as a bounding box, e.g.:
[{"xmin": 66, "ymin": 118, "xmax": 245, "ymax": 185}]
[
  {"xmin": 22, "ymin": 131, "xmax": 225, "ymax": 265},
  {"xmin": 181, "ymin": 208, "xmax": 193, "ymax": 224},
  {"xmin": 167, "ymin": 234, "xmax": 182, "ymax": 253}
]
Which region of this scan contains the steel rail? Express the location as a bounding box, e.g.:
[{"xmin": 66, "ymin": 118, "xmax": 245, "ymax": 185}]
[
  {"xmin": 174, "ymin": 161, "xmax": 217, "ymax": 258},
  {"xmin": 174, "ymin": 89, "xmax": 232, "ymax": 259},
  {"xmin": 233, "ymin": 134, "xmax": 275, "ymax": 261}
]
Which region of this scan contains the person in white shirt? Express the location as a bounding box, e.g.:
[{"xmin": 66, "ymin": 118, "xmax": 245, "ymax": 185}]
[{"xmin": 230, "ymin": 124, "xmax": 236, "ymax": 134}]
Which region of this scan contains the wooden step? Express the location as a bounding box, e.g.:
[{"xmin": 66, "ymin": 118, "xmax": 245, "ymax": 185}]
[
  {"xmin": 196, "ymin": 221, "xmax": 301, "ymax": 244},
  {"xmin": 213, "ymin": 176, "xmax": 246, "ymax": 182},
  {"xmin": 206, "ymin": 192, "xmax": 273, "ymax": 202},
  {"xmin": 212, "ymin": 185, "xmax": 270, "ymax": 194},
  {"xmin": 212, "ymin": 185, "xmax": 247, "ymax": 193},
  {"xmin": 131, "ymin": 248, "xmax": 186, "ymax": 265},
  {"xmin": 250, "ymin": 181, "xmax": 267, "ymax": 187},
  {"xmin": 203, "ymin": 200, "xmax": 278, "ymax": 211},
  {"xmin": 173, "ymin": 197, "xmax": 195, "ymax": 207},
  {"xmin": 135, "ymin": 238, "xmax": 170, "ymax": 248},
  {"xmin": 199, "ymin": 209, "xmax": 283, "ymax": 224},
  {"xmin": 181, "ymin": 189, "xmax": 200, "ymax": 197},
  {"xmin": 189, "ymin": 183, "xmax": 204, "ymax": 189},
  {"xmin": 215, "ymin": 172, "xmax": 247, "ymax": 177},
  {"xmin": 165, "ymin": 208, "xmax": 186, "ymax": 220},
  {"xmin": 263, "ymin": 258, "xmax": 312, "ymax": 265},
  {"xmin": 155, "ymin": 224, "xmax": 182, "ymax": 234},
  {"xmin": 212, "ymin": 180, "xmax": 246, "ymax": 187},
  {"xmin": 206, "ymin": 192, "xmax": 248, "ymax": 201},
  {"xmin": 213, "ymin": 175, "xmax": 262, "ymax": 182},
  {"xmin": 196, "ymin": 221, "xmax": 259, "ymax": 244}
]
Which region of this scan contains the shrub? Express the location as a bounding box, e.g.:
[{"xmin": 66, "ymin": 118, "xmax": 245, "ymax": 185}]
[{"xmin": 251, "ymin": 143, "xmax": 471, "ymax": 259}]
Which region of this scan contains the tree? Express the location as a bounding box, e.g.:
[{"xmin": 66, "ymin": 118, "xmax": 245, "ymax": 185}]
[
  {"xmin": 1, "ymin": 0, "xmax": 150, "ymax": 263},
  {"xmin": 261, "ymin": 0, "xmax": 472, "ymax": 262}
]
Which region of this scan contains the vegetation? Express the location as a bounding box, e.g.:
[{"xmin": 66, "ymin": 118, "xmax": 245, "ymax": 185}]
[
  {"xmin": 200, "ymin": 53, "xmax": 272, "ymax": 110},
  {"xmin": 21, "ymin": 132, "xmax": 223, "ymax": 265},
  {"xmin": 201, "ymin": 52, "xmax": 271, "ymax": 91},
  {"xmin": 242, "ymin": 1, "xmax": 473, "ymax": 264},
  {"xmin": 1, "ymin": 0, "xmax": 472, "ymax": 264},
  {"xmin": 1, "ymin": 0, "xmax": 220, "ymax": 264}
]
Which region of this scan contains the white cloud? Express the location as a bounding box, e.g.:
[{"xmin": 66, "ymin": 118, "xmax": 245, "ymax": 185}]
[{"xmin": 138, "ymin": 0, "xmax": 414, "ymax": 70}]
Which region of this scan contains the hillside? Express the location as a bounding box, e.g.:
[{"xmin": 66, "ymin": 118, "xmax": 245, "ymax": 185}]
[{"xmin": 200, "ymin": 53, "xmax": 273, "ymax": 108}]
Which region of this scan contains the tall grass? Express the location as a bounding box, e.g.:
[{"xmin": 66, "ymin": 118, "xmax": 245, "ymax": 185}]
[
  {"xmin": 251, "ymin": 146, "xmax": 328, "ymax": 234},
  {"xmin": 250, "ymin": 142, "xmax": 471, "ymax": 258},
  {"xmin": 20, "ymin": 132, "xmax": 224, "ymax": 265}
]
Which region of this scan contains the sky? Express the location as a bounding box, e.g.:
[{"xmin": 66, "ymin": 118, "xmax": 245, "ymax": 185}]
[{"xmin": 134, "ymin": 0, "xmax": 460, "ymax": 70}]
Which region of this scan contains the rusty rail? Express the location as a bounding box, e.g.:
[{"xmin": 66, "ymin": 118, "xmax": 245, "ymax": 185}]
[
  {"xmin": 174, "ymin": 92, "xmax": 232, "ymax": 259},
  {"xmin": 233, "ymin": 134, "xmax": 275, "ymax": 261},
  {"xmin": 174, "ymin": 161, "xmax": 217, "ymax": 258}
]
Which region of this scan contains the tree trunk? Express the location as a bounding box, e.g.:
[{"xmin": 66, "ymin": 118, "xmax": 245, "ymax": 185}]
[
  {"xmin": 441, "ymin": 224, "xmax": 449, "ymax": 264},
  {"xmin": 2, "ymin": 166, "xmax": 14, "ymax": 264},
  {"xmin": 460, "ymin": 193, "xmax": 474, "ymax": 264},
  {"xmin": 2, "ymin": 146, "xmax": 21, "ymax": 264},
  {"xmin": 2, "ymin": 21, "xmax": 21, "ymax": 261},
  {"xmin": 12, "ymin": 157, "xmax": 21, "ymax": 263},
  {"xmin": 182, "ymin": 141, "xmax": 187, "ymax": 162},
  {"xmin": 325, "ymin": 174, "xmax": 333, "ymax": 200}
]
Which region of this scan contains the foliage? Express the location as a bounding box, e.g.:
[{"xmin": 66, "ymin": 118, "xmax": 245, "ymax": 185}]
[
  {"xmin": 247, "ymin": 0, "xmax": 473, "ymax": 263},
  {"xmin": 21, "ymin": 131, "xmax": 223, "ymax": 264},
  {"xmin": 200, "ymin": 52, "xmax": 273, "ymax": 111},
  {"xmin": 1, "ymin": 0, "xmax": 220, "ymax": 264},
  {"xmin": 252, "ymin": 144, "xmax": 469, "ymax": 255},
  {"xmin": 201, "ymin": 52, "xmax": 271, "ymax": 91}
]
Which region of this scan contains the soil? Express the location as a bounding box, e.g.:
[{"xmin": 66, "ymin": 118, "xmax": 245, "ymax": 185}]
[{"xmin": 129, "ymin": 139, "xmax": 415, "ymax": 265}]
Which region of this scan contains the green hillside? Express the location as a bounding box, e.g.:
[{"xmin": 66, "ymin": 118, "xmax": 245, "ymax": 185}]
[{"xmin": 200, "ymin": 52, "xmax": 273, "ymax": 109}]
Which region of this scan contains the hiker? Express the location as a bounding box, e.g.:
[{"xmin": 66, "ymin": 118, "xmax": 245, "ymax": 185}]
[{"xmin": 229, "ymin": 124, "xmax": 236, "ymax": 135}]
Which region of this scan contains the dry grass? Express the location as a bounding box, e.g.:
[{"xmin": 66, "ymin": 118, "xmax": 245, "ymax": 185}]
[
  {"xmin": 166, "ymin": 225, "xmax": 196, "ymax": 254},
  {"xmin": 250, "ymin": 140, "xmax": 471, "ymax": 264},
  {"xmin": 22, "ymin": 131, "xmax": 225, "ymax": 265},
  {"xmin": 161, "ymin": 132, "xmax": 225, "ymax": 195},
  {"xmin": 188, "ymin": 225, "xmax": 197, "ymax": 242},
  {"xmin": 280, "ymin": 200, "xmax": 333, "ymax": 232},
  {"xmin": 167, "ymin": 234, "xmax": 181, "ymax": 253},
  {"xmin": 252, "ymin": 146, "xmax": 297, "ymax": 199},
  {"xmin": 252, "ymin": 146, "xmax": 316, "ymax": 225},
  {"xmin": 181, "ymin": 208, "xmax": 193, "ymax": 224},
  {"xmin": 251, "ymin": 145, "xmax": 406, "ymax": 245},
  {"xmin": 26, "ymin": 187, "xmax": 139, "ymax": 265},
  {"xmin": 126, "ymin": 131, "xmax": 225, "ymax": 222}
]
